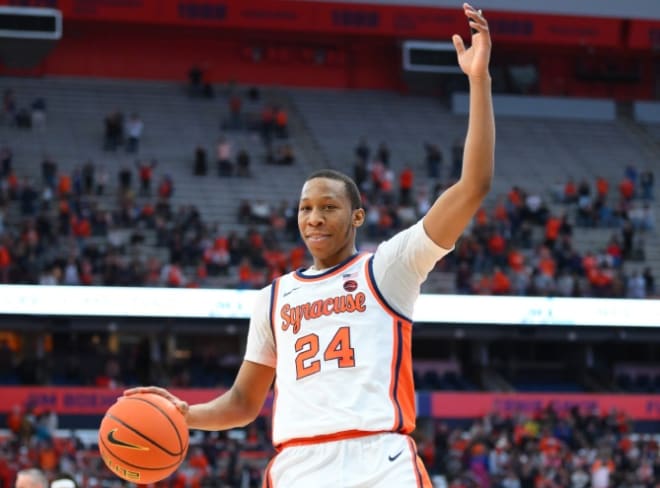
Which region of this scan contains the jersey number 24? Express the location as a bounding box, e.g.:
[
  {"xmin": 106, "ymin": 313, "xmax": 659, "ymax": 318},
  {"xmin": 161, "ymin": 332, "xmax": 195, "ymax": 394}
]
[{"xmin": 295, "ymin": 326, "xmax": 355, "ymax": 379}]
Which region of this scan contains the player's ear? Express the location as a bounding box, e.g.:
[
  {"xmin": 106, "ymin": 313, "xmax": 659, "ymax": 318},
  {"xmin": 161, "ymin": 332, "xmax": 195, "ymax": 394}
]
[{"xmin": 352, "ymin": 208, "xmax": 365, "ymax": 228}]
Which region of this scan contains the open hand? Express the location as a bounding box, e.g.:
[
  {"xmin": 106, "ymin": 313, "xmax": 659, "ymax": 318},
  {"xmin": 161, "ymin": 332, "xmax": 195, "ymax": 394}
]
[{"xmin": 452, "ymin": 3, "xmax": 492, "ymax": 80}]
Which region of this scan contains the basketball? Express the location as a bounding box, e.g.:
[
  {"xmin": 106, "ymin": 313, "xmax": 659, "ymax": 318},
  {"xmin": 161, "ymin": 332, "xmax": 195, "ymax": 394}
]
[{"xmin": 98, "ymin": 393, "xmax": 189, "ymax": 484}]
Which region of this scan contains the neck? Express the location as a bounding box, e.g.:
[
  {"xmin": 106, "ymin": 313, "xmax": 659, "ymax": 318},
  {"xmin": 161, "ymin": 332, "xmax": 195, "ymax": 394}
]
[{"xmin": 312, "ymin": 248, "xmax": 357, "ymax": 271}]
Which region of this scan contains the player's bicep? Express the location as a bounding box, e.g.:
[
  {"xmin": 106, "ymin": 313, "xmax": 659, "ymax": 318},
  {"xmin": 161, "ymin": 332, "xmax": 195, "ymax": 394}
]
[
  {"xmin": 423, "ymin": 180, "xmax": 486, "ymax": 249},
  {"xmin": 244, "ymin": 286, "xmax": 277, "ymax": 367},
  {"xmin": 373, "ymin": 223, "xmax": 450, "ymax": 318},
  {"xmin": 377, "ymin": 221, "xmax": 450, "ymax": 282}
]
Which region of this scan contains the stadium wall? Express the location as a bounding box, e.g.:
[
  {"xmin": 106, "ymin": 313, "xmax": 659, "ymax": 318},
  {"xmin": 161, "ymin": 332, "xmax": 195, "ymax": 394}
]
[
  {"xmin": 1, "ymin": 387, "xmax": 658, "ymax": 431},
  {"xmin": 0, "ymin": 0, "xmax": 657, "ymax": 98}
]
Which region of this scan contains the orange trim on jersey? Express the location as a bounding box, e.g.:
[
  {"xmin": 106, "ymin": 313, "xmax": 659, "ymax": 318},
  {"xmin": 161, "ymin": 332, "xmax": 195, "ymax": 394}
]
[
  {"xmin": 397, "ymin": 321, "xmax": 416, "ymax": 433},
  {"xmin": 276, "ymin": 429, "xmax": 389, "ymax": 451},
  {"xmin": 389, "ymin": 317, "xmax": 402, "ymax": 430},
  {"xmin": 364, "ymin": 259, "xmax": 416, "ymax": 434},
  {"xmin": 416, "ymin": 455, "xmax": 433, "ymax": 487},
  {"xmin": 271, "ymin": 383, "xmax": 279, "ymax": 448},
  {"xmin": 292, "ymin": 253, "xmax": 367, "ymax": 282},
  {"xmin": 262, "ymin": 454, "xmax": 277, "ymax": 488},
  {"xmin": 364, "ymin": 255, "xmax": 411, "ymax": 322},
  {"xmin": 406, "ymin": 437, "xmax": 433, "ymax": 488},
  {"xmin": 269, "ymin": 279, "xmax": 280, "ymax": 451},
  {"xmin": 269, "ymin": 278, "xmax": 280, "ymax": 346}
]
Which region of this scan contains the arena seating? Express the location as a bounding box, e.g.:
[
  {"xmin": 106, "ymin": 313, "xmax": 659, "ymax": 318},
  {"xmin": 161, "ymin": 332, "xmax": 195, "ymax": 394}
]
[
  {"xmin": 1, "ymin": 77, "xmax": 658, "ymax": 293},
  {"xmin": 0, "ymin": 76, "xmax": 318, "ymax": 229},
  {"xmin": 289, "ymin": 86, "xmax": 660, "ymax": 287}
]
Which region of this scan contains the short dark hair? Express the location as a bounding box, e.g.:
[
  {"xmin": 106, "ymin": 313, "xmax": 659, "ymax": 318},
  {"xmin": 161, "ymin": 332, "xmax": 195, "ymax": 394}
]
[{"xmin": 305, "ymin": 169, "xmax": 362, "ymax": 210}]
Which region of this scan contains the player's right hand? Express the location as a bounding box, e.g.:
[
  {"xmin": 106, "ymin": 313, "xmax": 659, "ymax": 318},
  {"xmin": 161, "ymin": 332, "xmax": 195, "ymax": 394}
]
[{"xmin": 452, "ymin": 3, "xmax": 491, "ymax": 80}]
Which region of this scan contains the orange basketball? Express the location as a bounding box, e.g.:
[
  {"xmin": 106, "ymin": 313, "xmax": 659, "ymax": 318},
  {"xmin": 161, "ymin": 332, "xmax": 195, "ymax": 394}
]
[{"xmin": 98, "ymin": 392, "xmax": 189, "ymax": 484}]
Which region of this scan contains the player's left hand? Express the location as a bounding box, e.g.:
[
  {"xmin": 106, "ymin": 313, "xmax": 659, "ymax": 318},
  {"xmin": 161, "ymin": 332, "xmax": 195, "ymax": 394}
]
[{"xmin": 452, "ymin": 3, "xmax": 492, "ymax": 80}]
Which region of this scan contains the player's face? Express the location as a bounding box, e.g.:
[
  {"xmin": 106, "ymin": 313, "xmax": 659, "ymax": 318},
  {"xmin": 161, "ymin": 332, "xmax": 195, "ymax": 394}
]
[{"xmin": 298, "ymin": 177, "xmax": 363, "ymax": 269}]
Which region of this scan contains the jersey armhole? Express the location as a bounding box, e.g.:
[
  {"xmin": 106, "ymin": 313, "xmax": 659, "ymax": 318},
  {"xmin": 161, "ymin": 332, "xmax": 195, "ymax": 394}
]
[
  {"xmin": 365, "ymin": 256, "xmax": 413, "ymax": 324},
  {"xmin": 269, "ymin": 278, "xmax": 281, "ymax": 347}
]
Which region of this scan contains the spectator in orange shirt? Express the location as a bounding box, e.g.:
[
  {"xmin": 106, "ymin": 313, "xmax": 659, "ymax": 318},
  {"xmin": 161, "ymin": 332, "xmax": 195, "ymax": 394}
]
[
  {"xmin": 507, "ymin": 186, "xmax": 522, "ymax": 211},
  {"xmin": 538, "ymin": 429, "xmax": 561, "ymax": 456},
  {"xmin": 537, "ymin": 247, "xmax": 556, "ymax": 278},
  {"xmin": 491, "ymin": 267, "xmax": 511, "ymax": 295},
  {"xmin": 0, "ymin": 240, "xmax": 11, "ymax": 282},
  {"xmin": 289, "ymin": 244, "xmax": 306, "ymax": 270},
  {"xmin": 185, "ymin": 447, "xmax": 211, "ymax": 488},
  {"xmin": 37, "ymin": 440, "xmax": 58, "ymax": 474},
  {"xmin": 487, "ymin": 230, "xmax": 506, "ymax": 267},
  {"xmin": 619, "ymin": 177, "xmax": 634, "ymax": 201},
  {"xmin": 398, "ymin": 165, "xmax": 414, "ymax": 206},
  {"xmin": 238, "ymin": 258, "xmax": 253, "ymax": 289},
  {"xmin": 492, "ymin": 197, "xmax": 509, "ymax": 232},
  {"xmin": 57, "ymin": 173, "xmax": 71, "ymax": 197},
  {"xmin": 475, "ymin": 273, "xmax": 492, "ymax": 295},
  {"xmin": 475, "ymin": 207, "xmax": 489, "ymax": 228},
  {"xmin": 6, "ymin": 404, "xmax": 23, "ymax": 435},
  {"xmin": 564, "ymin": 178, "xmax": 577, "ymax": 203},
  {"xmin": 507, "ymin": 248, "xmax": 525, "ymax": 272},
  {"xmin": 544, "ymin": 215, "xmax": 561, "ymax": 248},
  {"xmin": 596, "ymin": 176, "xmax": 609, "ymax": 200},
  {"xmin": 274, "ymin": 107, "xmax": 288, "ymax": 139},
  {"xmin": 605, "ymin": 237, "xmax": 622, "ymax": 268}
]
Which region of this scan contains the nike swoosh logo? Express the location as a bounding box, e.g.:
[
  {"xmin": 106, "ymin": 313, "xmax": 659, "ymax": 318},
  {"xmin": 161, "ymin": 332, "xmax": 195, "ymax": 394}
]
[
  {"xmin": 283, "ymin": 287, "xmax": 301, "ymax": 297},
  {"xmin": 107, "ymin": 429, "xmax": 150, "ymax": 451},
  {"xmin": 388, "ymin": 450, "xmax": 404, "ymax": 462}
]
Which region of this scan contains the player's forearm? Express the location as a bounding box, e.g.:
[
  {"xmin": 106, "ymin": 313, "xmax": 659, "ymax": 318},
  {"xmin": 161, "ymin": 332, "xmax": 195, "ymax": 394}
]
[
  {"xmin": 460, "ymin": 75, "xmax": 495, "ymax": 194},
  {"xmin": 186, "ymin": 390, "xmax": 258, "ymax": 431}
]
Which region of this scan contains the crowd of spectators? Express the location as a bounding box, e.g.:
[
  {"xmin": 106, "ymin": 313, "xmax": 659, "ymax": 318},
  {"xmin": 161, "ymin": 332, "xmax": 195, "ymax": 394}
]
[
  {"xmin": 0, "ymin": 83, "xmax": 658, "ymax": 299},
  {"xmin": 348, "ymin": 138, "xmax": 657, "ymax": 299},
  {"xmin": 425, "ymin": 404, "xmax": 660, "ymax": 488},
  {"xmin": 2, "ymin": 397, "xmax": 659, "ymax": 488},
  {"xmin": 449, "ymin": 167, "xmax": 656, "ymax": 298},
  {"xmin": 2, "ymin": 89, "xmax": 47, "ymax": 131},
  {"xmin": 1, "ymin": 405, "xmax": 271, "ymax": 488},
  {"xmin": 0, "ymin": 83, "xmax": 302, "ymax": 290},
  {"xmin": 1, "ymin": 133, "xmax": 657, "ymax": 297}
]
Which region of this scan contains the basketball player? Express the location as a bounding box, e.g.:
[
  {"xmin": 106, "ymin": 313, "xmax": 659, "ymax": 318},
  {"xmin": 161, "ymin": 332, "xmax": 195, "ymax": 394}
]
[{"xmin": 126, "ymin": 3, "xmax": 494, "ymax": 486}]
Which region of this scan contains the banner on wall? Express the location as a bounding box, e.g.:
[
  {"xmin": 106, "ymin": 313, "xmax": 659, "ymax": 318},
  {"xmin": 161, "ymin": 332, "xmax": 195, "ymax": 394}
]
[
  {"xmin": 1, "ymin": 387, "xmax": 659, "ymax": 420},
  {"xmin": 429, "ymin": 392, "xmax": 660, "ymax": 420},
  {"xmin": 628, "ymin": 19, "xmax": 660, "ymax": 49},
  {"xmin": 0, "ymin": 0, "xmax": 623, "ymax": 47},
  {"xmin": 0, "ymin": 387, "xmax": 229, "ymax": 415}
]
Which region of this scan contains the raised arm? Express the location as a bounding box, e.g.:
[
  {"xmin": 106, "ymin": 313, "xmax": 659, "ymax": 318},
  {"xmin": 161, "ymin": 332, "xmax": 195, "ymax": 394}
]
[{"xmin": 423, "ymin": 3, "xmax": 495, "ymax": 249}]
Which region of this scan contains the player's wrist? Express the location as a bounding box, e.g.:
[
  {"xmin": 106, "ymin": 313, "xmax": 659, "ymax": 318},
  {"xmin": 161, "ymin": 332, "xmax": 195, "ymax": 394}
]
[{"xmin": 468, "ymin": 73, "xmax": 491, "ymax": 84}]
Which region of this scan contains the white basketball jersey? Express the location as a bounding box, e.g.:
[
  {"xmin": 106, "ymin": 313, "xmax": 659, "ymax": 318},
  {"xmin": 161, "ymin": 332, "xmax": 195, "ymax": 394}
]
[{"xmin": 269, "ymin": 253, "xmax": 416, "ymax": 448}]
